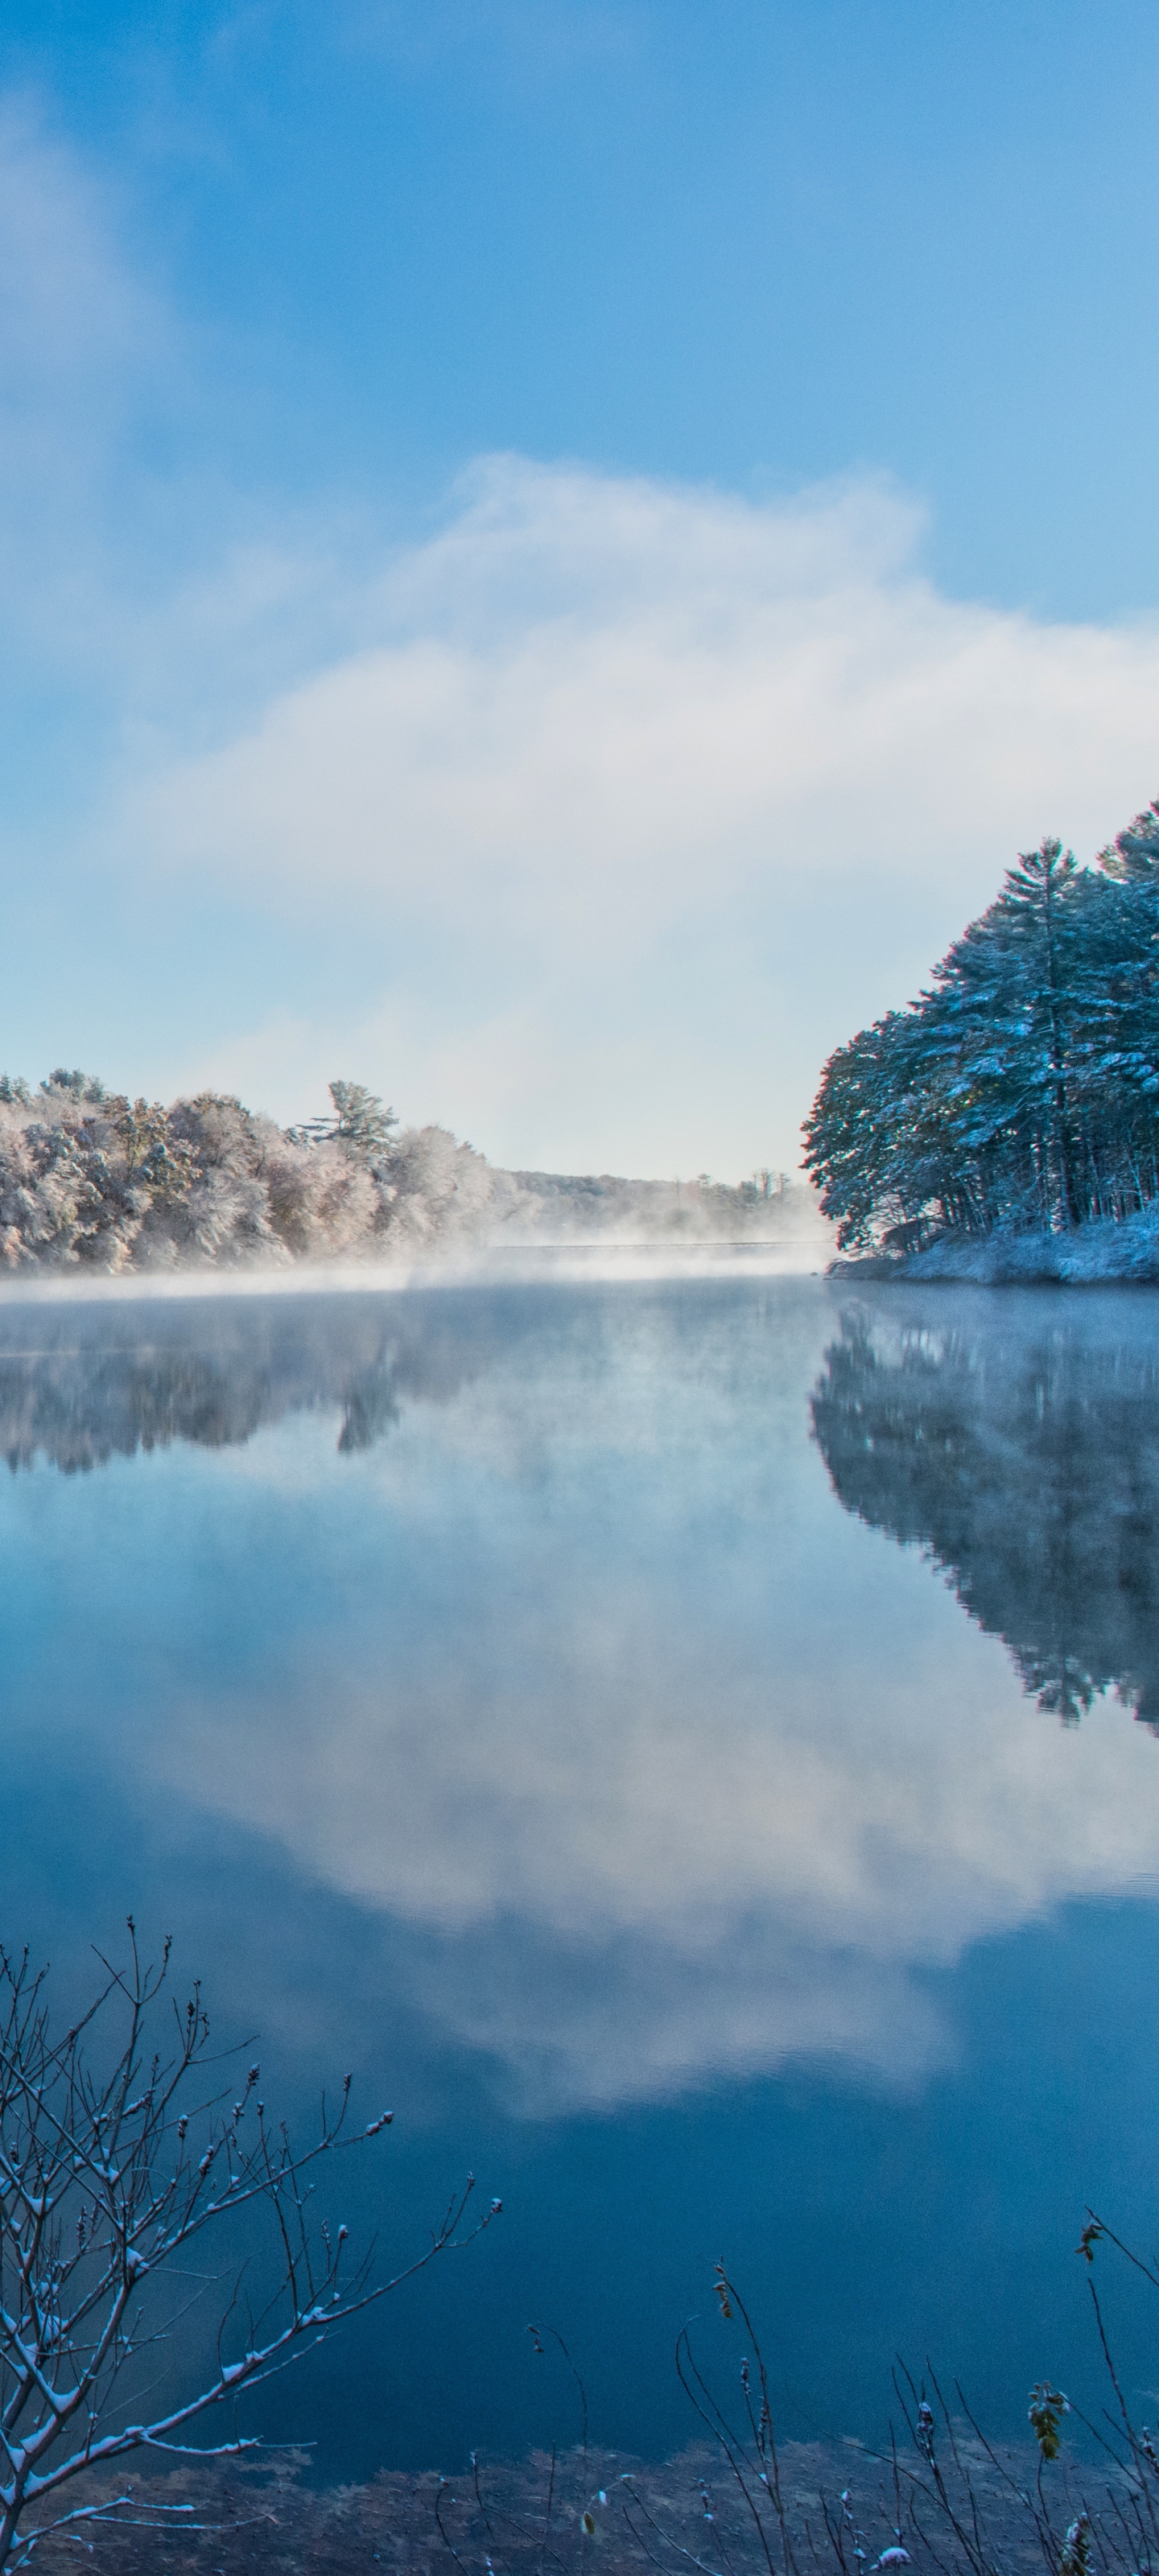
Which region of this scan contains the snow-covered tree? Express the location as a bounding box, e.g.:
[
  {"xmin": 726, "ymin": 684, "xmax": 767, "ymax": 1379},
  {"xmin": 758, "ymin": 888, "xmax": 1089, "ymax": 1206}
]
[
  {"xmin": 804, "ymin": 808, "xmax": 1159, "ymax": 1249},
  {"xmin": 0, "ymin": 1080, "xmax": 501, "ymax": 1274},
  {"xmin": 0, "ymin": 1066, "xmax": 789, "ymax": 1273},
  {"xmin": 287, "ymin": 1080, "xmax": 399, "ymax": 1161}
]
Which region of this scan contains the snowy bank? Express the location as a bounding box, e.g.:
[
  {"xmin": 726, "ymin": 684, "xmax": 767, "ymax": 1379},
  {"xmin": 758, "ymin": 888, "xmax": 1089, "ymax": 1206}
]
[{"xmin": 831, "ymin": 1203, "xmax": 1159, "ymax": 1284}]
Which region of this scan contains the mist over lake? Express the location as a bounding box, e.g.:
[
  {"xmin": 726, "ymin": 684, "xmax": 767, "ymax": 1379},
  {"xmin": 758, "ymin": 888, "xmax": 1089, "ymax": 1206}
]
[{"xmin": 6, "ymin": 1273, "xmax": 1159, "ymax": 2477}]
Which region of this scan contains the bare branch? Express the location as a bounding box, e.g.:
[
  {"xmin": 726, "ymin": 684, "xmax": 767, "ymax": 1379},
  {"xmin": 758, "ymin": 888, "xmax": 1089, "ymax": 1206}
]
[{"xmin": 0, "ymin": 1935, "xmax": 495, "ymax": 2573}]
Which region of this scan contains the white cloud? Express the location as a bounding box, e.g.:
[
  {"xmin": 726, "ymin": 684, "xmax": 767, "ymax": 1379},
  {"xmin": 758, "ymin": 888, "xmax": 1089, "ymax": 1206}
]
[
  {"xmin": 0, "ymin": 97, "xmax": 202, "ymax": 720},
  {"xmin": 117, "ymin": 456, "xmax": 1159, "ymax": 1170},
  {"xmin": 1, "ymin": 101, "xmax": 1158, "ymax": 1172},
  {"xmin": 0, "ymin": 100, "xmax": 363, "ymax": 729},
  {"xmin": 0, "ymin": 97, "xmax": 158, "ymax": 394}
]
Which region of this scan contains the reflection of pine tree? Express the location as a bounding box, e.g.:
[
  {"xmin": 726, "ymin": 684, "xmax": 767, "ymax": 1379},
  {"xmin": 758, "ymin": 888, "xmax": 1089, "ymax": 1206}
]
[
  {"xmin": 805, "ymin": 804, "xmax": 1159, "ymax": 1250},
  {"xmin": 811, "ymin": 1307, "xmax": 1159, "ymax": 1729},
  {"xmin": 337, "ymin": 1364, "xmax": 402, "ymax": 1452}
]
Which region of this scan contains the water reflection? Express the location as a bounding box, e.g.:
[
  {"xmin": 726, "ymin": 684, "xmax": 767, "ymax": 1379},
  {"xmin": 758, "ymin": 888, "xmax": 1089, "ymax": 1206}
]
[
  {"xmin": 812, "ymin": 1291, "xmax": 1159, "ymax": 1728},
  {"xmin": 4, "ymin": 1280, "xmax": 1159, "ymax": 2122},
  {"xmin": 0, "ymin": 1294, "xmax": 497, "ymax": 1470}
]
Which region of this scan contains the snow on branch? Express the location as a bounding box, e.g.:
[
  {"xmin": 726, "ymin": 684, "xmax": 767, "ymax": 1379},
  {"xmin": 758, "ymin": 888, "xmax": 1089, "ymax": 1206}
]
[{"xmin": 0, "ymin": 1925, "xmax": 498, "ymax": 2573}]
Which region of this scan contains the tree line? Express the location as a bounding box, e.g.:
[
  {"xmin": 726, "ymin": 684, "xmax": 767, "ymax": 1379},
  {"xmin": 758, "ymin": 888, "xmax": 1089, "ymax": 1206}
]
[
  {"xmin": 0, "ymin": 1075, "xmax": 493, "ymax": 1271},
  {"xmin": 0, "ymin": 1072, "xmax": 798, "ymax": 1271},
  {"xmin": 803, "ymin": 799, "xmax": 1159, "ymax": 1252}
]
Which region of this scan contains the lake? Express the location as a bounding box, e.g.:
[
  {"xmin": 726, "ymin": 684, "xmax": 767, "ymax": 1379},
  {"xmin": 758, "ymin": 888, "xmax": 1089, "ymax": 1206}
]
[{"xmin": 3, "ymin": 1269, "xmax": 1159, "ymax": 2479}]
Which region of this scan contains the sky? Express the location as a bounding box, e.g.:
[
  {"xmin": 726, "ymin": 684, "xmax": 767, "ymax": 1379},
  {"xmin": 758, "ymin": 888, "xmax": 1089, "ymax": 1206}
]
[{"xmin": 4, "ymin": 0, "xmax": 1159, "ymax": 1175}]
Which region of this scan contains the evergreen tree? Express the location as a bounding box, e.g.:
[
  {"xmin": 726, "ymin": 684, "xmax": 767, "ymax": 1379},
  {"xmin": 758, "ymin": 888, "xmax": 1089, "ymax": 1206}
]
[{"xmin": 804, "ymin": 810, "xmax": 1159, "ymax": 1249}]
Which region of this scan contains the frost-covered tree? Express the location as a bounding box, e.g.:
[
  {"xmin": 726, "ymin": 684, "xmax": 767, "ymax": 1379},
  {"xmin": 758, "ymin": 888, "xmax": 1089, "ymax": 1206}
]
[
  {"xmin": 41, "ymin": 1072, "xmax": 105, "ymax": 1105},
  {"xmin": 287, "ymin": 1081, "xmax": 399, "ymax": 1161},
  {"xmin": 0, "ymin": 1926, "xmax": 497, "ymax": 2574},
  {"xmin": 0, "ymin": 1078, "xmax": 500, "ymax": 1274},
  {"xmin": 804, "ymin": 807, "xmax": 1159, "ymax": 1249},
  {"xmin": 327, "ymin": 1080, "xmax": 399, "ymax": 1158},
  {"xmin": 381, "ymin": 1122, "xmax": 496, "ymax": 1246}
]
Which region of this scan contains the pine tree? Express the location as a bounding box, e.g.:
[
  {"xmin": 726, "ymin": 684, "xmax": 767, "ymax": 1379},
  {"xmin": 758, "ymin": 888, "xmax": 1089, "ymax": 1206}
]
[{"xmin": 804, "ymin": 810, "xmax": 1159, "ymax": 1249}]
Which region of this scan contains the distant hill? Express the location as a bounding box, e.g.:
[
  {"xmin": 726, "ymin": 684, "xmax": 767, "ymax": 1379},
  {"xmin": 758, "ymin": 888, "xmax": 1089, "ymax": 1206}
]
[{"xmin": 494, "ymin": 1166, "xmax": 823, "ymax": 1244}]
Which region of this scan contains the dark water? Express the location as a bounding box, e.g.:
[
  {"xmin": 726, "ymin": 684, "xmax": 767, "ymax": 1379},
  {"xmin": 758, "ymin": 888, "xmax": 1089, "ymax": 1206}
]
[{"xmin": 3, "ymin": 1274, "xmax": 1159, "ymax": 2475}]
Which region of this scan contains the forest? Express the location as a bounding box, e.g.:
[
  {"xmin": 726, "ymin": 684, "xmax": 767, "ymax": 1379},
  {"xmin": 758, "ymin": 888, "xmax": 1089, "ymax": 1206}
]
[
  {"xmin": 0, "ymin": 1074, "xmax": 802, "ymax": 1271},
  {"xmin": 0, "ymin": 1077, "xmax": 498, "ymax": 1270},
  {"xmin": 804, "ymin": 796, "xmax": 1159, "ymax": 1256}
]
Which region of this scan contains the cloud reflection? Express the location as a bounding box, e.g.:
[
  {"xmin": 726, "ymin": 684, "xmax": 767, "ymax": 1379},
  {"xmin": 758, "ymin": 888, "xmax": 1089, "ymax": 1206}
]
[
  {"xmin": 6, "ymin": 1282, "xmax": 1159, "ymax": 2112},
  {"xmin": 132, "ymin": 1637, "xmax": 1159, "ymax": 2110}
]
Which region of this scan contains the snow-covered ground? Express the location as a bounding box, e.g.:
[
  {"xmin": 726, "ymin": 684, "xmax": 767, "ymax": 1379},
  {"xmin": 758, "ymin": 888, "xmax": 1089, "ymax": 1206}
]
[{"xmin": 835, "ymin": 1203, "xmax": 1159, "ymax": 1282}]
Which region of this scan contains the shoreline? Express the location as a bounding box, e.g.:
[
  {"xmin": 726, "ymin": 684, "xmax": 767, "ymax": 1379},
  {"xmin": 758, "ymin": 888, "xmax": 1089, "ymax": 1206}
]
[
  {"xmin": 22, "ymin": 2433, "xmax": 1097, "ymax": 2576},
  {"xmin": 829, "ymin": 1209, "xmax": 1159, "ymax": 1286},
  {"xmin": 0, "ymin": 1239, "xmax": 830, "ymax": 1306}
]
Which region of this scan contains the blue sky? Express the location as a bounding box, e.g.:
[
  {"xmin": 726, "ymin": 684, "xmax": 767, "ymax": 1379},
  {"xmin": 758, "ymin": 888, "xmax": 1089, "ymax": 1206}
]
[{"xmin": 4, "ymin": 0, "xmax": 1159, "ymax": 1171}]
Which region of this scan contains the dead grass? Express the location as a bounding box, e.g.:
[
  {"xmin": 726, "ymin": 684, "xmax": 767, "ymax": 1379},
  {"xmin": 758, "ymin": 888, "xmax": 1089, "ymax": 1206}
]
[{"xmin": 16, "ymin": 2434, "xmax": 1120, "ymax": 2576}]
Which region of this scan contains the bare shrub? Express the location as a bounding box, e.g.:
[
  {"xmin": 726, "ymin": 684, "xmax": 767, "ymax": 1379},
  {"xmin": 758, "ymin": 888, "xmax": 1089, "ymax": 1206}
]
[{"xmin": 0, "ymin": 1927, "xmax": 497, "ymax": 2573}]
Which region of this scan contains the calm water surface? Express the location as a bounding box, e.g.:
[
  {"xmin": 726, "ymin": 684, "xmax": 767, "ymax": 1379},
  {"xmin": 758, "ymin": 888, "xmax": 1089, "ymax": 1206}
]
[{"xmin": 3, "ymin": 1274, "xmax": 1159, "ymax": 2473}]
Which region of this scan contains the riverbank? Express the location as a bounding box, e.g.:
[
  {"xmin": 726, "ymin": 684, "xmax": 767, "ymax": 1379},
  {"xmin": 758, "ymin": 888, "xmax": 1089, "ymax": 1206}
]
[
  {"xmin": 831, "ymin": 1203, "xmax": 1159, "ymax": 1283},
  {"xmin": 22, "ymin": 2434, "xmax": 1088, "ymax": 2576}
]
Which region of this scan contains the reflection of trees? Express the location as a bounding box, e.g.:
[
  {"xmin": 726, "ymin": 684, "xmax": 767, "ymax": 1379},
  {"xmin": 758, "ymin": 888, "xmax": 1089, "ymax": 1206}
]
[
  {"xmin": 0, "ymin": 1295, "xmax": 499, "ymax": 1473},
  {"xmin": 811, "ymin": 1301, "xmax": 1159, "ymax": 1728}
]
